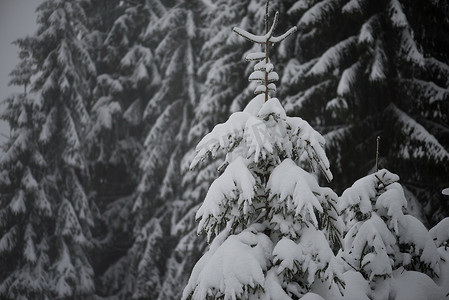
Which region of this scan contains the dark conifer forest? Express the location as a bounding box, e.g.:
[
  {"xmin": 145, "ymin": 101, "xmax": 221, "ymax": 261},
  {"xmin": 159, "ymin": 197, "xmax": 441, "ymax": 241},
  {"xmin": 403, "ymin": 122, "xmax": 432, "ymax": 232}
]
[{"xmin": 0, "ymin": 0, "xmax": 448, "ymax": 299}]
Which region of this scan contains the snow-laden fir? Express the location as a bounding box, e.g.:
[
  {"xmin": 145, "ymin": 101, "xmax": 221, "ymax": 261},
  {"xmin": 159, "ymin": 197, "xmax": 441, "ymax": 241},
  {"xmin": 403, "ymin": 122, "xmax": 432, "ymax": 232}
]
[
  {"xmin": 182, "ymin": 2, "xmax": 448, "ymax": 300},
  {"xmin": 183, "ymin": 13, "xmax": 345, "ymax": 296}
]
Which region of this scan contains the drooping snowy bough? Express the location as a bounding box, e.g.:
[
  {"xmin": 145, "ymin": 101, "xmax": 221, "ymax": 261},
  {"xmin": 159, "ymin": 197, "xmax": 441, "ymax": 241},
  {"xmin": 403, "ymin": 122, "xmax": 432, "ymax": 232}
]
[{"xmin": 182, "ymin": 3, "xmax": 345, "ymax": 300}]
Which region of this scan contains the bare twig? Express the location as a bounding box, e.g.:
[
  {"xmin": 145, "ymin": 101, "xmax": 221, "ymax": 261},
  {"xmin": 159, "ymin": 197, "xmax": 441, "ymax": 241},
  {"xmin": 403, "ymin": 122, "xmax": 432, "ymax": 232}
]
[
  {"xmin": 265, "ymin": 1, "xmax": 269, "ymax": 102},
  {"xmin": 265, "ymin": 0, "xmax": 269, "ymax": 34},
  {"xmin": 376, "ymin": 136, "xmax": 380, "ymax": 172}
]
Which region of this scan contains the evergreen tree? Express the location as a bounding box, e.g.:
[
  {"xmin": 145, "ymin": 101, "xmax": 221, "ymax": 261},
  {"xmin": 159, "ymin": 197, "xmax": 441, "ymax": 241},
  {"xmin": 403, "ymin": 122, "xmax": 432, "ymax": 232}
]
[
  {"xmin": 0, "ymin": 0, "xmax": 96, "ymax": 298},
  {"xmin": 183, "ymin": 4, "xmax": 347, "ymax": 299},
  {"xmin": 280, "ymin": 0, "xmax": 449, "ymax": 224},
  {"xmin": 134, "ymin": 0, "xmax": 205, "ymax": 217},
  {"xmin": 158, "ymin": 1, "xmax": 273, "ymax": 298},
  {"xmin": 90, "ymin": 0, "xmax": 160, "ymax": 298},
  {"xmin": 133, "ymin": 0, "xmax": 207, "ymax": 297},
  {"xmin": 97, "ymin": 0, "xmax": 209, "ymax": 298},
  {"xmin": 0, "ymin": 37, "xmax": 50, "ymax": 300},
  {"xmin": 87, "ymin": 0, "xmax": 159, "ymax": 173},
  {"xmin": 430, "ymin": 216, "xmax": 449, "ymax": 297},
  {"xmin": 334, "ymin": 169, "xmax": 444, "ymax": 299}
]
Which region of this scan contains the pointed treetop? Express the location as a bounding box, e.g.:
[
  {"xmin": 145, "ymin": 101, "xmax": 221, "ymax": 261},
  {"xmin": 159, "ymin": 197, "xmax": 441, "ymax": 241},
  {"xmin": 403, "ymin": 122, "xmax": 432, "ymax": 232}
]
[
  {"xmin": 233, "ymin": 0, "xmax": 296, "ymax": 102},
  {"xmin": 232, "ymin": 4, "xmax": 296, "ymax": 44}
]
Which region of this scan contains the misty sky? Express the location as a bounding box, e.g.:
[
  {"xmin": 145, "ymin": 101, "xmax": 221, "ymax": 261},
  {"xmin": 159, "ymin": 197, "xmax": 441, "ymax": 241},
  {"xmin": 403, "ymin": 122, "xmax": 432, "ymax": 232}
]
[{"xmin": 0, "ymin": 0, "xmax": 40, "ymax": 147}]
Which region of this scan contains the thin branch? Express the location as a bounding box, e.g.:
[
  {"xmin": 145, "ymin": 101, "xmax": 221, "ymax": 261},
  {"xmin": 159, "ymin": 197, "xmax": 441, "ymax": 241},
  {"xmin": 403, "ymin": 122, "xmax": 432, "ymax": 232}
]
[
  {"xmin": 265, "ymin": 3, "xmax": 270, "ymax": 102},
  {"xmin": 267, "ymin": 11, "xmax": 279, "ymax": 41},
  {"xmin": 374, "ymin": 174, "xmax": 387, "ymax": 188},
  {"xmin": 265, "ymin": 0, "xmax": 269, "ymax": 34},
  {"xmin": 376, "ymin": 136, "xmax": 380, "ymax": 172}
]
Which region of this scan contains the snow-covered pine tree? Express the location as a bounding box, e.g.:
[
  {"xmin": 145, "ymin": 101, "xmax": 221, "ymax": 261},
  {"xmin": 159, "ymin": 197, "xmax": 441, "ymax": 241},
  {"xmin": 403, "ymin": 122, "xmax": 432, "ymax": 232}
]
[
  {"xmin": 87, "ymin": 0, "xmax": 159, "ymax": 174},
  {"xmin": 333, "ymin": 169, "xmax": 445, "ymax": 299},
  {"xmin": 281, "ymin": 0, "xmax": 449, "ymax": 224},
  {"xmin": 134, "ymin": 0, "xmax": 206, "ymax": 218},
  {"xmin": 1, "ymin": 0, "xmax": 97, "ymax": 298},
  {"xmin": 131, "ymin": 1, "xmax": 209, "ymax": 298},
  {"xmin": 430, "ymin": 216, "xmax": 449, "ymax": 297},
  {"xmin": 0, "ymin": 37, "xmax": 51, "ymax": 299},
  {"xmin": 89, "ymin": 1, "xmax": 163, "ymax": 298},
  {"xmin": 157, "ymin": 1, "xmax": 274, "ymax": 299},
  {"xmin": 84, "ymin": 3, "xmax": 166, "ymax": 297},
  {"xmin": 183, "ymin": 3, "xmax": 346, "ymax": 299},
  {"xmin": 97, "ymin": 1, "xmax": 209, "ymax": 299}
]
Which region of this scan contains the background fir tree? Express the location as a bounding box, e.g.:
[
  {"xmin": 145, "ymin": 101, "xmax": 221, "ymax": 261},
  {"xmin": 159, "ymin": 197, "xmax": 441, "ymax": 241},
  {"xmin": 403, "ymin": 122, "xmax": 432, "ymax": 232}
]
[
  {"xmin": 279, "ymin": 0, "xmax": 449, "ymax": 225},
  {"xmin": 84, "ymin": 1, "xmax": 161, "ymax": 294},
  {"xmin": 1, "ymin": 0, "xmax": 97, "ymax": 298},
  {"xmin": 97, "ymin": 0, "xmax": 210, "ymax": 298},
  {"xmin": 87, "ymin": 0, "xmax": 159, "ymax": 298},
  {"xmin": 0, "ymin": 37, "xmax": 51, "ymax": 299}
]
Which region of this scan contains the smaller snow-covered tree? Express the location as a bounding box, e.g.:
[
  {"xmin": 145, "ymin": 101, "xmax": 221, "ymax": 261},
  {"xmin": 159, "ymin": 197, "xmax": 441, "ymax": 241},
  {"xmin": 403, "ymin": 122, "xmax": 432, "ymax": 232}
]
[
  {"xmin": 336, "ymin": 169, "xmax": 445, "ymax": 299},
  {"xmin": 183, "ymin": 2, "xmax": 345, "ymax": 299},
  {"xmin": 430, "ymin": 215, "xmax": 449, "ymax": 297}
]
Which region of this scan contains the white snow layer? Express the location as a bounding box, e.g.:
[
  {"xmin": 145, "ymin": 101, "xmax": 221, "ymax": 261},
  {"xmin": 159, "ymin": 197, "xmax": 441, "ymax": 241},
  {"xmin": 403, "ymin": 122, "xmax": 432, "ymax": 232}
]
[
  {"xmin": 430, "ymin": 217, "xmax": 449, "ymax": 247},
  {"xmin": 312, "ymin": 270, "xmax": 370, "ymax": 300},
  {"xmin": 390, "ymin": 104, "xmax": 449, "ymax": 162},
  {"xmin": 191, "ymin": 95, "xmax": 332, "ymax": 181},
  {"xmin": 195, "ymin": 156, "xmax": 255, "ymax": 238},
  {"xmin": 375, "ymin": 268, "xmax": 444, "ymax": 300},
  {"xmin": 273, "ymin": 227, "xmax": 342, "ymax": 289},
  {"xmin": 342, "ymin": 0, "xmax": 363, "ymax": 15},
  {"xmin": 233, "ymin": 13, "xmax": 296, "ymax": 45},
  {"xmin": 308, "ymin": 36, "xmax": 357, "ymax": 76},
  {"xmin": 183, "ymin": 226, "xmax": 273, "ymax": 300},
  {"xmin": 298, "ymin": 0, "xmax": 338, "ymax": 28},
  {"xmin": 339, "ymin": 169, "xmax": 399, "ymax": 214},
  {"xmin": 268, "ymin": 159, "xmax": 323, "ymax": 229}
]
